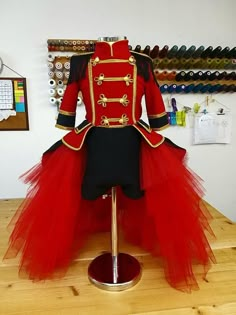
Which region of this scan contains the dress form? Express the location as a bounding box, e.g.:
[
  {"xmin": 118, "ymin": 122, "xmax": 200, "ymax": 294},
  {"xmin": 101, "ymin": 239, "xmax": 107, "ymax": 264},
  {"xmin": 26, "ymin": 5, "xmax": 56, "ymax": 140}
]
[{"xmin": 87, "ymin": 36, "xmax": 142, "ymax": 291}]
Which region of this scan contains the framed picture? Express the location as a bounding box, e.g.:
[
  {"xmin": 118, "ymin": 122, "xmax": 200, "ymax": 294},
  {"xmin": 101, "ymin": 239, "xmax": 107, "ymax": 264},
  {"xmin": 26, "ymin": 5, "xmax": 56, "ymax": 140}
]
[{"xmin": 0, "ymin": 77, "xmax": 29, "ymax": 130}]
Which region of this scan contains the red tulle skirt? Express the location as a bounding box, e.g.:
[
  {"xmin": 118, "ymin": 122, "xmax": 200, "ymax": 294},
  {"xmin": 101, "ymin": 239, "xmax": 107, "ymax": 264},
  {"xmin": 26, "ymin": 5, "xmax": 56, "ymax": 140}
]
[{"xmin": 4, "ymin": 140, "xmax": 215, "ymax": 291}]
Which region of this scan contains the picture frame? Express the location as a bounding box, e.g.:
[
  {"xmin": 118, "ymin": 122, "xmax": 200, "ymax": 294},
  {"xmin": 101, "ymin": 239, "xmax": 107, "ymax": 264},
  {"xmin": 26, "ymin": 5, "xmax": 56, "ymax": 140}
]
[{"xmin": 0, "ymin": 77, "xmax": 29, "ymax": 131}]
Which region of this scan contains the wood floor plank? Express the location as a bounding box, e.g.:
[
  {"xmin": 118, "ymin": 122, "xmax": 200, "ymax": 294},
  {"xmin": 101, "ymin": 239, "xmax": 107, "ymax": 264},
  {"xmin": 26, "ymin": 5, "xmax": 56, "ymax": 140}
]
[{"xmin": 0, "ymin": 199, "xmax": 236, "ymax": 315}]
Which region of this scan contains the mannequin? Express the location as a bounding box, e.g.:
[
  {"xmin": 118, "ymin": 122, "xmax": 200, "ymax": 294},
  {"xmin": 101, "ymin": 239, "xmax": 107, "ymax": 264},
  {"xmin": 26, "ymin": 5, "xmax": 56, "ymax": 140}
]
[{"xmin": 4, "ymin": 36, "xmax": 215, "ymax": 292}]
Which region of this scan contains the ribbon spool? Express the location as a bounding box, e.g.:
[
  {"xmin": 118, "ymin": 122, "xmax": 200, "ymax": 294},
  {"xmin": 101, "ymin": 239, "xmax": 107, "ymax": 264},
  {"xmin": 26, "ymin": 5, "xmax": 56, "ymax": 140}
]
[
  {"xmin": 48, "ymin": 88, "xmax": 56, "ymax": 96},
  {"xmin": 57, "ymin": 88, "xmax": 64, "ymax": 96},
  {"xmin": 49, "ymin": 97, "xmax": 57, "ymax": 105},
  {"xmin": 48, "ymin": 79, "xmax": 56, "ymax": 88}
]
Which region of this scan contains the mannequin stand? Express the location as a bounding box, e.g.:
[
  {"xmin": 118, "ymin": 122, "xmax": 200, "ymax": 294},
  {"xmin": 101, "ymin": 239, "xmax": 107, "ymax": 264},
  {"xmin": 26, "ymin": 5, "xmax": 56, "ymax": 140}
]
[{"xmin": 88, "ymin": 187, "xmax": 142, "ymax": 291}]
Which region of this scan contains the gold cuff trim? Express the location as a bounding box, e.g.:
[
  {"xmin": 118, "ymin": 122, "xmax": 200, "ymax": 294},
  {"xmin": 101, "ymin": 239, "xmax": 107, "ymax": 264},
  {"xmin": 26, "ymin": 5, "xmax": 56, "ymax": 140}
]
[
  {"xmin": 133, "ymin": 125, "xmax": 165, "ymax": 148},
  {"xmin": 59, "ymin": 109, "xmax": 76, "ymax": 116},
  {"xmin": 153, "ymin": 123, "xmax": 170, "ymax": 131},
  {"xmin": 74, "ymin": 122, "xmax": 92, "ymax": 134},
  {"xmin": 55, "ymin": 124, "xmax": 74, "ymax": 130},
  {"xmin": 148, "ymin": 112, "xmax": 167, "ymax": 118}
]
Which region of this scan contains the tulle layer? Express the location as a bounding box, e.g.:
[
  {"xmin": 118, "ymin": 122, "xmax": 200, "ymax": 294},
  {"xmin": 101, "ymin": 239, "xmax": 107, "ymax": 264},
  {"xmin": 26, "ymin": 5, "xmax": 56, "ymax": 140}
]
[{"xmin": 4, "ymin": 141, "xmax": 215, "ymax": 291}]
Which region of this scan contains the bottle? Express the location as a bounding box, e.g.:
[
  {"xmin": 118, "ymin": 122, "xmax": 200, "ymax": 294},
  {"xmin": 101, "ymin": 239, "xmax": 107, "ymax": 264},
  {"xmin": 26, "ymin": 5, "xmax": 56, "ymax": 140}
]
[
  {"xmin": 175, "ymin": 45, "xmax": 187, "ymax": 58},
  {"xmin": 183, "ymin": 45, "xmax": 196, "ymax": 59},
  {"xmin": 175, "ymin": 71, "xmax": 186, "ymax": 81},
  {"xmin": 158, "ymin": 45, "xmax": 169, "ymax": 58},
  {"xmin": 192, "ymin": 46, "xmax": 205, "ymax": 58},
  {"xmin": 167, "ymin": 45, "xmax": 178, "ymax": 59},
  {"xmin": 201, "ymin": 46, "xmax": 214, "ymax": 58},
  {"xmin": 218, "ymin": 47, "xmax": 230, "ymax": 58},
  {"xmin": 150, "ymin": 45, "xmax": 159, "ymax": 59},
  {"xmin": 143, "ymin": 45, "xmax": 151, "ymax": 56},
  {"xmin": 209, "ymin": 46, "xmax": 222, "ymax": 58}
]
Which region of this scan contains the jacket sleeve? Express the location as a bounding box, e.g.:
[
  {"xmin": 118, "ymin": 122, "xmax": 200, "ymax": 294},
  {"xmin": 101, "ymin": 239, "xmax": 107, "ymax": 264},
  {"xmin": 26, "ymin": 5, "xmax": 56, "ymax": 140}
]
[
  {"xmin": 144, "ymin": 60, "xmax": 169, "ymax": 131},
  {"xmin": 55, "ymin": 56, "xmax": 80, "ymax": 130}
]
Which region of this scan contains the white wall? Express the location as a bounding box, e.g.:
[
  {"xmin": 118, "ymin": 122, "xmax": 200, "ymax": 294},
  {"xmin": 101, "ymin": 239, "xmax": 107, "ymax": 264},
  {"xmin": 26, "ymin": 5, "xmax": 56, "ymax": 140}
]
[{"xmin": 0, "ymin": 0, "xmax": 236, "ymax": 220}]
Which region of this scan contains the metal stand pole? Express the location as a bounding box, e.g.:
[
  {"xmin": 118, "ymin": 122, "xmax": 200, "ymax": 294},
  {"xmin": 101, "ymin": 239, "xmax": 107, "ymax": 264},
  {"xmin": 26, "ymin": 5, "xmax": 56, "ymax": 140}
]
[{"xmin": 88, "ymin": 187, "xmax": 142, "ymax": 291}]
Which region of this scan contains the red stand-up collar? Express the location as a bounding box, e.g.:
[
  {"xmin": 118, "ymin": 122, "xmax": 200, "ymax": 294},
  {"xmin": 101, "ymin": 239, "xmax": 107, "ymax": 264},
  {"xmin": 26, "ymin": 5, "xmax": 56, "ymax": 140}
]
[{"xmin": 94, "ymin": 40, "xmax": 131, "ymax": 59}]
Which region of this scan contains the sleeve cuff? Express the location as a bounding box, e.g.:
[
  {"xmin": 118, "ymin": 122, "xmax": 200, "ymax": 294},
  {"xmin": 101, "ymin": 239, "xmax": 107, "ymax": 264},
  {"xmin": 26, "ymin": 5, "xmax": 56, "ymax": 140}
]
[
  {"xmin": 148, "ymin": 112, "xmax": 169, "ymax": 130},
  {"xmin": 56, "ymin": 113, "xmax": 76, "ymax": 129}
]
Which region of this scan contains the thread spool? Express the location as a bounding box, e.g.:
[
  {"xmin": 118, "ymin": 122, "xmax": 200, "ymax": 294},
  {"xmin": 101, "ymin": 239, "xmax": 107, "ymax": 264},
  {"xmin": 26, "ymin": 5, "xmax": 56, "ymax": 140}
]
[
  {"xmin": 58, "ymin": 97, "xmax": 63, "ymax": 105},
  {"xmin": 150, "ymin": 45, "xmax": 159, "ymax": 59},
  {"xmin": 49, "ymin": 97, "xmax": 57, "ymax": 105},
  {"xmin": 167, "ymin": 71, "xmax": 177, "ymax": 81},
  {"xmin": 57, "ymin": 88, "xmax": 65, "ymax": 96},
  {"xmin": 64, "ymin": 61, "xmax": 70, "ymax": 70},
  {"xmin": 48, "ymin": 79, "xmax": 56, "ymax": 88},
  {"xmin": 77, "ymin": 97, "xmax": 83, "ymax": 106},
  {"xmin": 57, "ymin": 80, "xmax": 64, "ymax": 88},
  {"xmin": 55, "ymin": 71, "xmax": 63, "ymax": 79},
  {"xmin": 64, "ymin": 71, "xmax": 70, "ymax": 79},
  {"xmin": 47, "ymin": 54, "xmax": 54, "ymax": 62},
  {"xmin": 176, "ymin": 84, "xmax": 186, "ymax": 93},
  {"xmin": 48, "ymin": 88, "xmax": 56, "ymax": 96},
  {"xmin": 55, "ymin": 62, "xmax": 63, "ymax": 70},
  {"xmin": 48, "ymin": 71, "xmax": 54, "ymax": 78},
  {"xmin": 47, "ymin": 62, "xmax": 54, "ymax": 70},
  {"xmin": 160, "ymin": 84, "xmax": 169, "ymax": 93}
]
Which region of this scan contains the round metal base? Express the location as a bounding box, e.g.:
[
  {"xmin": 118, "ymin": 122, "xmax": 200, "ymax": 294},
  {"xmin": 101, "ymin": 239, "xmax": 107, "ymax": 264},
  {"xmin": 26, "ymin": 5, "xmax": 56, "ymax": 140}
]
[{"xmin": 88, "ymin": 253, "xmax": 142, "ymax": 291}]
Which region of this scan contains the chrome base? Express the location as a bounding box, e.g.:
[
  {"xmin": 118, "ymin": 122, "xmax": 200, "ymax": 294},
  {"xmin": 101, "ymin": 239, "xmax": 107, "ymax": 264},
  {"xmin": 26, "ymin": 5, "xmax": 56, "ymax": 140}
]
[{"xmin": 88, "ymin": 252, "xmax": 141, "ymax": 291}]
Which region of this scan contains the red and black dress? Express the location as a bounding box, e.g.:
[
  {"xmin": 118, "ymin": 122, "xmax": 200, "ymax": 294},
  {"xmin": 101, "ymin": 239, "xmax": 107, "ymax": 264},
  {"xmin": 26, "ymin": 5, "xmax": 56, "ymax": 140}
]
[{"xmin": 5, "ymin": 40, "xmax": 215, "ymax": 291}]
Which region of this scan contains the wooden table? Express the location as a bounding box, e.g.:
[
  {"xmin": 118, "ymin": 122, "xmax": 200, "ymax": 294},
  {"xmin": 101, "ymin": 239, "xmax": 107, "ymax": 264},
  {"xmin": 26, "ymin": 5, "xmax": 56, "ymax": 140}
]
[{"xmin": 0, "ymin": 199, "xmax": 236, "ymax": 315}]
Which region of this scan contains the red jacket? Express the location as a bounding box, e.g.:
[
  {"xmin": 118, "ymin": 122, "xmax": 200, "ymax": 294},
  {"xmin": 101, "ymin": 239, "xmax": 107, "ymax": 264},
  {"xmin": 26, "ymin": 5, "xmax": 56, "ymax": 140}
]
[{"xmin": 56, "ymin": 40, "xmax": 169, "ymax": 150}]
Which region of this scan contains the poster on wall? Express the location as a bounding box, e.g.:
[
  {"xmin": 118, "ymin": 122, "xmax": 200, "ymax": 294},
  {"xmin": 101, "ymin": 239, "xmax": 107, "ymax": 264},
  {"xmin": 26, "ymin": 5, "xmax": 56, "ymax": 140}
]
[
  {"xmin": 0, "ymin": 77, "xmax": 29, "ymax": 130},
  {"xmin": 193, "ymin": 112, "xmax": 232, "ymax": 144}
]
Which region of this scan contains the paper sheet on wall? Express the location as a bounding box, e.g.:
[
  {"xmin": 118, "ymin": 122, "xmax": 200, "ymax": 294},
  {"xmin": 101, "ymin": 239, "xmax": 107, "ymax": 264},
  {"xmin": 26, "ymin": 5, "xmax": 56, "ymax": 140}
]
[{"xmin": 193, "ymin": 112, "xmax": 232, "ymax": 144}]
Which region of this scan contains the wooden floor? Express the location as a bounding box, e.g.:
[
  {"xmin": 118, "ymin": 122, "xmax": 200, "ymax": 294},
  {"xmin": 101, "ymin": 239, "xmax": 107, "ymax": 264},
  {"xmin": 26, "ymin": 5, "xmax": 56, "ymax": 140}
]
[{"xmin": 0, "ymin": 199, "xmax": 236, "ymax": 315}]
